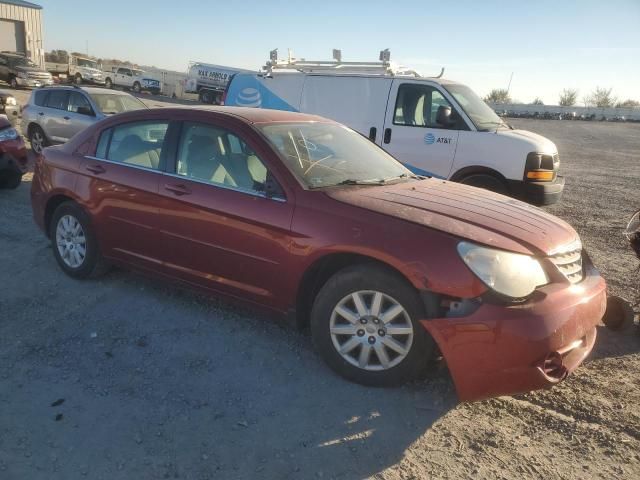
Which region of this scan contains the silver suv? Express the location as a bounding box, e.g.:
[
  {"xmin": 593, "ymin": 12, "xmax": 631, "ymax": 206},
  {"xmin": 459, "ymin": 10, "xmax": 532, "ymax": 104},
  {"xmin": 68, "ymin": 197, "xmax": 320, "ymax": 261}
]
[{"xmin": 21, "ymin": 86, "xmax": 147, "ymax": 153}]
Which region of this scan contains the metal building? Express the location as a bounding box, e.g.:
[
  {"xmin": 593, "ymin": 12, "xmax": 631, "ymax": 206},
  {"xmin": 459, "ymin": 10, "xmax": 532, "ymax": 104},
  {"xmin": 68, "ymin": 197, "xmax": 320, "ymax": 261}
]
[{"xmin": 0, "ymin": 0, "xmax": 43, "ymax": 66}]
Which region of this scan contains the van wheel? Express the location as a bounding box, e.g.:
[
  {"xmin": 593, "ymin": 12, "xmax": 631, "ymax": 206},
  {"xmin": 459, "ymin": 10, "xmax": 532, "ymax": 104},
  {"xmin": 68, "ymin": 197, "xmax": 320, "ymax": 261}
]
[
  {"xmin": 310, "ymin": 264, "xmax": 436, "ymax": 387},
  {"xmin": 459, "ymin": 173, "xmax": 508, "ymax": 195},
  {"xmin": 50, "ymin": 201, "xmax": 110, "ymax": 279}
]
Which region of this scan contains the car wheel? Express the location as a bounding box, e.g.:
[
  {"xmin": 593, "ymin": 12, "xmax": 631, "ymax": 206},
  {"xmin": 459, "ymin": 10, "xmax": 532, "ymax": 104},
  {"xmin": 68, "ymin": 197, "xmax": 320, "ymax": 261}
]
[
  {"xmin": 459, "ymin": 173, "xmax": 508, "ymax": 195},
  {"xmin": 133, "ymin": 82, "xmax": 141, "ymax": 93},
  {"xmin": 29, "ymin": 125, "xmax": 48, "ymax": 154},
  {"xmin": 50, "ymin": 201, "xmax": 109, "ymax": 279},
  {"xmin": 75, "ymin": 73, "xmax": 83, "ymax": 85},
  {"xmin": 310, "ymin": 264, "xmax": 436, "ymax": 386},
  {"xmin": 0, "ymin": 170, "xmax": 21, "ymax": 189},
  {"xmin": 105, "ymin": 77, "xmax": 113, "ymax": 89},
  {"xmin": 9, "ymin": 76, "xmax": 18, "ymax": 89}
]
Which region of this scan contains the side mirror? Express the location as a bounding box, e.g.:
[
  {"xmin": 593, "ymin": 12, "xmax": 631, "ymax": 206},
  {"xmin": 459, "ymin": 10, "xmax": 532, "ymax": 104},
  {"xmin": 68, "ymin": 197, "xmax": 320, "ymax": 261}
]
[
  {"xmin": 264, "ymin": 172, "xmax": 285, "ymax": 200},
  {"xmin": 436, "ymin": 105, "xmax": 455, "ymax": 128},
  {"xmin": 77, "ymin": 105, "xmax": 94, "ymax": 116}
]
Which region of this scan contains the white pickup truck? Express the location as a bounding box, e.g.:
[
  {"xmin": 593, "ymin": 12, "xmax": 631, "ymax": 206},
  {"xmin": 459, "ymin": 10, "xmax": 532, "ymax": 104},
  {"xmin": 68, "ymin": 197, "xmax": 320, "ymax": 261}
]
[{"xmin": 103, "ymin": 66, "xmax": 161, "ymax": 94}]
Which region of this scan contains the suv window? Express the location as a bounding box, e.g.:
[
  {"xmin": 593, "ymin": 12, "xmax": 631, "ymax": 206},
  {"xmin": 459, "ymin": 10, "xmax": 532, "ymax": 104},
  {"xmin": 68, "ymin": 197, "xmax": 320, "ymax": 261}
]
[
  {"xmin": 176, "ymin": 122, "xmax": 269, "ymax": 195},
  {"xmin": 96, "ymin": 121, "xmax": 169, "ymax": 170},
  {"xmin": 33, "ymin": 89, "xmax": 48, "ymax": 107},
  {"xmin": 68, "ymin": 91, "xmax": 93, "ymax": 115},
  {"xmin": 45, "ymin": 90, "xmax": 70, "ymax": 110},
  {"xmin": 394, "ymin": 84, "xmax": 460, "ymax": 129}
]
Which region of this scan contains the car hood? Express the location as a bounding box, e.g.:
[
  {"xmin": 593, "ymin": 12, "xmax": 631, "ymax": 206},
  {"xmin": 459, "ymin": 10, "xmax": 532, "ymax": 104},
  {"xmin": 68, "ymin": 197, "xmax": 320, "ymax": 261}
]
[
  {"xmin": 14, "ymin": 65, "xmax": 50, "ymax": 75},
  {"xmin": 497, "ymin": 128, "xmax": 557, "ymax": 154},
  {"xmin": 327, "ymin": 179, "xmax": 578, "ymax": 256}
]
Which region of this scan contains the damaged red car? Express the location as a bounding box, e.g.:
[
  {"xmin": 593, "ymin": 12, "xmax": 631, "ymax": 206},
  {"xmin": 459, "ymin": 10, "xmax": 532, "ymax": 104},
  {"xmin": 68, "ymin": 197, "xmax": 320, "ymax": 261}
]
[{"xmin": 30, "ymin": 107, "xmax": 607, "ymax": 401}]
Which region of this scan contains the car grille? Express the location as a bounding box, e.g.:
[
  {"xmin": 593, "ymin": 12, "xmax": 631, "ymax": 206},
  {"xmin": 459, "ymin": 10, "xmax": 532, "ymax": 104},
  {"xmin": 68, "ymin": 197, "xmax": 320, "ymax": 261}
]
[
  {"xmin": 28, "ymin": 72, "xmax": 51, "ymax": 80},
  {"xmin": 549, "ymin": 246, "xmax": 583, "ymax": 284}
]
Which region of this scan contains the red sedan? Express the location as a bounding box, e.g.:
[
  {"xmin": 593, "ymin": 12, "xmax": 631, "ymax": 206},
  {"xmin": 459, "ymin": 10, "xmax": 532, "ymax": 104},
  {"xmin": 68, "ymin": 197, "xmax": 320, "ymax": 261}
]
[
  {"xmin": 0, "ymin": 115, "xmax": 28, "ymax": 189},
  {"xmin": 30, "ymin": 107, "xmax": 607, "ymax": 401}
]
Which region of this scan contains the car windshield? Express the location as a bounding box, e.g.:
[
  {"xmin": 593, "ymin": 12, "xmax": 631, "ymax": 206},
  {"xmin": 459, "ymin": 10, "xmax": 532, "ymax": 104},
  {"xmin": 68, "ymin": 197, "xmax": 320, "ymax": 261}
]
[
  {"xmin": 77, "ymin": 58, "xmax": 98, "ymax": 68},
  {"xmin": 10, "ymin": 56, "xmax": 36, "ymax": 67},
  {"xmin": 444, "ymin": 84, "xmax": 507, "ymax": 131},
  {"xmin": 258, "ymin": 122, "xmax": 413, "ymax": 188},
  {"xmin": 88, "ymin": 93, "xmax": 147, "ymax": 115}
]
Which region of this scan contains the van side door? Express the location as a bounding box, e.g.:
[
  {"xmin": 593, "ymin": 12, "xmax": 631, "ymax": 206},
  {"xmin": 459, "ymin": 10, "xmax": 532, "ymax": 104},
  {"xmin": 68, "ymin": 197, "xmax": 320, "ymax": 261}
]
[
  {"xmin": 300, "ymin": 76, "xmax": 392, "ymax": 143},
  {"xmin": 382, "ymin": 80, "xmax": 467, "ymax": 179}
]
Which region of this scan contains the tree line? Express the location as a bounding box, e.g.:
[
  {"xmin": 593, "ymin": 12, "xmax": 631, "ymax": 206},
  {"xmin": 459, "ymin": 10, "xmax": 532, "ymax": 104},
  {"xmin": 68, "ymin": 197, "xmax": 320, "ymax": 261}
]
[{"xmin": 485, "ymin": 87, "xmax": 639, "ymax": 108}]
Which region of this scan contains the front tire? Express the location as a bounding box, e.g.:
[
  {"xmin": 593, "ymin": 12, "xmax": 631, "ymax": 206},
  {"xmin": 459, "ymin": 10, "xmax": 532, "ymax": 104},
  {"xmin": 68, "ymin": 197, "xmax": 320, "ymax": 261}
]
[
  {"xmin": 133, "ymin": 82, "xmax": 141, "ymax": 93},
  {"xmin": 29, "ymin": 125, "xmax": 48, "ymax": 154},
  {"xmin": 0, "ymin": 170, "xmax": 22, "ymax": 189},
  {"xmin": 74, "ymin": 73, "xmax": 83, "ymax": 85},
  {"xmin": 311, "ymin": 265, "xmax": 436, "ymax": 386},
  {"xmin": 459, "ymin": 173, "xmax": 508, "ymax": 195},
  {"xmin": 105, "ymin": 77, "xmax": 113, "ymax": 89},
  {"xmin": 9, "ymin": 76, "xmax": 18, "ymax": 89},
  {"xmin": 50, "ymin": 201, "xmax": 109, "ymax": 279}
]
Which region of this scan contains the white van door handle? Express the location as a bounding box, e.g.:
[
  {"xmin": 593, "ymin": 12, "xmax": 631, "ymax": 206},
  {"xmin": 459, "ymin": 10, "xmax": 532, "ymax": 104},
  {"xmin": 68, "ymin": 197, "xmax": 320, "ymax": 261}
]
[
  {"xmin": 383, "ymin": 128, "xmax": 392, "ymax": 144},
  {"xmin": 368, "ymin": 127, "xmax": 377, "ymax": 142}
]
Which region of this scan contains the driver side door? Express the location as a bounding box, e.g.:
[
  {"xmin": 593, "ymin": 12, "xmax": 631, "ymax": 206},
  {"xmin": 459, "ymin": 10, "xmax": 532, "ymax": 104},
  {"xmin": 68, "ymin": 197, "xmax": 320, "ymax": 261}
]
[{"xmin": 382, "ymin": 81, "xmax": 462, "ymax": 179}]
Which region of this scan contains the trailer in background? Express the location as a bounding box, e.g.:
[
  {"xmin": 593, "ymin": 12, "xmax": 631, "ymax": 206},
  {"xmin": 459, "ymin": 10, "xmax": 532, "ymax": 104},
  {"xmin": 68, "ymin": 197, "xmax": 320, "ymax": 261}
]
[{"xmin": 185, "ymin": 62, "xmax": 250, "ymax": 104}]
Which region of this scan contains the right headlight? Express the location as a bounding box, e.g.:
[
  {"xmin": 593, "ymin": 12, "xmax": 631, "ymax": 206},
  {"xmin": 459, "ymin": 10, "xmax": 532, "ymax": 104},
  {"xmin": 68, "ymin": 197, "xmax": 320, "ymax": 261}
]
[{"xmin": 457, "ymin": 241, "xmax": 549, "ymax": 299}]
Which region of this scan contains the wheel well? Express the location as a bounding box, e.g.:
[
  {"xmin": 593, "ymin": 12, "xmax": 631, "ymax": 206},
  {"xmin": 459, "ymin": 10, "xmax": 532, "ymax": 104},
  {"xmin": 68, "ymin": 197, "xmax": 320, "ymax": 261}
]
[
  {"xmin": 450, "ymin": 166, "xmax": 509, "ymax": 187},
  {"xmin": 44, "ymin": 195, "xmax": 73, "ymax": 237},
  {"xmin": 294, "ymin": 253, "xmax": 420, "ymax": 330}
]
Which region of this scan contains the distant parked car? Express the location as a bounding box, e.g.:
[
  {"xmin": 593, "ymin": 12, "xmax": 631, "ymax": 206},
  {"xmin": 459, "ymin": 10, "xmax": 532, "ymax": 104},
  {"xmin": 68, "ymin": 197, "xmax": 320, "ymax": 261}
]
[
  {"xmin": 31, "ymin": 106, "xmax": 607, "ymax": 401},
  {"xmin": 103, "ymin": 66, "xmax": 161, "ymax": 94},
  {"xmin": 0, "ymin": 114, "xmax": 28, "ymax": 189},
  {"xmin": 0, "ymin": 52, "xmax": 53, "ymax": 89},
  {"xmin": 21, "ymin": 86, "xmax": 147, "ymax": 153},
  {"xmin": 0, "ymin": 89, "xmax": 20, "ymax": 125}
]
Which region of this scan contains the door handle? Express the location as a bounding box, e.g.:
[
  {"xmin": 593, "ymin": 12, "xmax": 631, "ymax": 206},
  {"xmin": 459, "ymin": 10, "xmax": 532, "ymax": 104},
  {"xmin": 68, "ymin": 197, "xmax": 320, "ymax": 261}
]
[
  {"xmin": 86, "ymin": 164, "xmax": 106, "ymax": 174},
  {"xmin": 164, "ymin": 183, "xmax": 191, "ymax": 196},
  {"xmin": 383, "ymin": 128, "xmax": 392, "ymax": 144},
  {"xmin": 368, "ymin": 127, "xmax": 377, "ymax": 142}
]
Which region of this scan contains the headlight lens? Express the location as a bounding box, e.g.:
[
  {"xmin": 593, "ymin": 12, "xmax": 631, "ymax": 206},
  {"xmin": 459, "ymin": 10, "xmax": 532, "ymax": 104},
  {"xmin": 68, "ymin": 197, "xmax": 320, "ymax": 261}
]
[
  {"xmin": 5, "ymin": 97, "xmax": 16, "ymax": 105},
  {"xmin": 457, "ymin": 241, "xmax": 549, "ymax": 298},
  {"xmin": 0, "ymin": 127, "xmax": 19, "ymax": 141}
]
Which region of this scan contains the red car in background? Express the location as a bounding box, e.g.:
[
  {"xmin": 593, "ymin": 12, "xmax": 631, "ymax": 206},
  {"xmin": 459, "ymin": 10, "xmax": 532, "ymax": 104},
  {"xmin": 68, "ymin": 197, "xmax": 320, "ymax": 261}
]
[
  {"xmin": 30, "ymin": 107, "xmax": 607, "ymax": 401},
  {"xmin": 0, "ymin": 115, "xmax": 28, "ymax": 189}
]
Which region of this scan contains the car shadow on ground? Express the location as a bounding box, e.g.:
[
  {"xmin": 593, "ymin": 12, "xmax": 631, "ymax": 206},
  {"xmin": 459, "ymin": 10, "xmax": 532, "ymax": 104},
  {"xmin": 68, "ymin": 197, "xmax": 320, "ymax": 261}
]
[
  {"xmin": 589, "ymin": 323, "xmax": 640, "ymax": 361},
  {"xmin": 0, "ymin": 257, "xmax": 457, "ymax": 479}
]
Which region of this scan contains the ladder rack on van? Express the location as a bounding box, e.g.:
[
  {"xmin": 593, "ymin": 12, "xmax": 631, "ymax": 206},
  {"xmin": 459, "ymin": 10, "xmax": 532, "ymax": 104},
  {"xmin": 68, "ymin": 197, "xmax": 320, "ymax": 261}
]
[{"xmin": 262, "ymin": 49, "xmax": 421, "ymax": 77}]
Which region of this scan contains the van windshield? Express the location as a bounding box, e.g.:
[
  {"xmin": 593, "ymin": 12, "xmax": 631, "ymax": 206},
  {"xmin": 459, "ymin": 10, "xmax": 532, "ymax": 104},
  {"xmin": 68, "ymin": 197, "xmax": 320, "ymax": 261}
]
[
  {"xmin": 258, "ymin": 122, "xmax": 413, "ymax": 189},
  {"xmin": 444, "ymin": 84, "xmax": 507, "ymax": 131}
]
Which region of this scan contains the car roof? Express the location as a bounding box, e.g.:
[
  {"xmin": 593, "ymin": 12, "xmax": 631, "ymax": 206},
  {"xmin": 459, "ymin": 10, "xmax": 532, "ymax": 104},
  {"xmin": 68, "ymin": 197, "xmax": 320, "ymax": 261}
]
[
  {"xmin": 37, "ymin": 86, "xmax": 134, "ymax": 96},
  {"xmin": 131, "ymin": 106, "xmax": 335, "ymax": 125}
]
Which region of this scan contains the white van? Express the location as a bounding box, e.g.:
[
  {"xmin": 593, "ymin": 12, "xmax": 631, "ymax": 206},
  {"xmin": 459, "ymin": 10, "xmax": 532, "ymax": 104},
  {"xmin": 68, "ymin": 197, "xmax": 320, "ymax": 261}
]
[{"xmin": 224, "ymin": 56, "xmax": 564, "ymax": 205}]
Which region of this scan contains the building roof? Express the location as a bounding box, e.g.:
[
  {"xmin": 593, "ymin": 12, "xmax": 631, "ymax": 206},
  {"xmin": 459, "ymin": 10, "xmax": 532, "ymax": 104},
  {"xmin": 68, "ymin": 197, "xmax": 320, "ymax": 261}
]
[{"xmin": 0, "ymin": 0, "xmax": 42, "ymax": 9}]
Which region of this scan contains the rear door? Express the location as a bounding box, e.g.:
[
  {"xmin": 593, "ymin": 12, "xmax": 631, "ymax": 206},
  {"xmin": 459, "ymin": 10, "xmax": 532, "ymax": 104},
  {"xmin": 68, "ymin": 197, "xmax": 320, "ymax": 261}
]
[
  {"xmin": 157, "ymin": 118, "xmax": 295, "ymax": 308},
  {"xmin": 42, "ymin": 90, "xmax": 70, "ymax": 142},
  {"xmin": 77, "ymin": 119, "xmax": 171, "ymax": 270},
  {"xmin": 382, "ymin": 80, "xmax": 463, "ymax": 178},
  {"xmin": 300, "ymin": 75, "xmax": 392, "ymax": 143}
]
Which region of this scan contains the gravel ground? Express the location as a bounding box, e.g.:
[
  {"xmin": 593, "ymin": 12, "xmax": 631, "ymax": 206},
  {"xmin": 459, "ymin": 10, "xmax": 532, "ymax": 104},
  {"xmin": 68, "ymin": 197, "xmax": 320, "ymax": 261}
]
[{"xmin": 1, "ymin": 90, "xmax": 639, "ymax": 480}]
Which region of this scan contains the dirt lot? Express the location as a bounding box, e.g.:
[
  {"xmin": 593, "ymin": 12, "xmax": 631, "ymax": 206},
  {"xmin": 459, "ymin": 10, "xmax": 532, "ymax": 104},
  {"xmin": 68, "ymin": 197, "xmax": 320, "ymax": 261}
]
[{"xmin": 1, "ymin": 91, "xmax": 639, "ymax": 479}]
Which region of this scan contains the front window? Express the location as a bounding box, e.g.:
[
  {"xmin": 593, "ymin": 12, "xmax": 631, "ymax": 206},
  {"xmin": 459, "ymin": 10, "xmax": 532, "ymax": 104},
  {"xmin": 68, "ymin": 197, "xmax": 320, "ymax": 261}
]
[
  {"xmin": 444, "ymin": 84, "xmax": 507, "ymax": 131},
  {"xmin": 132, "ymin": 69, "xmax": 144, "ymax": 77},
  {"xmin": 88, "ymin": 93, "xmax": 147, "ymax": 115},
  {"xmin": 10, "ymin": 56, "xmax": 37, "ymax": 68},
  {"xmin": 393, "ymin": 84, "xmax": 459, "ymax": 129},
  {"xmin": 76, "ymin": 58, "xmax": 98, "ymax": 69},
  {"xmin": 258, "ymin": 122, "xmax": 412, "ymax": 189}
]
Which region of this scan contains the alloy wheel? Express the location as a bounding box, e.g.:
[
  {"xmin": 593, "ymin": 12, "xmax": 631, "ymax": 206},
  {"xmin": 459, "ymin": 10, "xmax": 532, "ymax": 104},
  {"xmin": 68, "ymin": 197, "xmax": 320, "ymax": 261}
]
[
  {"xmin": 55, "ymin": 215, "xmax": 87, "ymax": 268},
  {"xmin": 330, "ymin": 290, "xmax": 414, "ymax": 371},
  {"xmin": 30, "ymin": 130, "xmax": 44, "ymax": 153}
]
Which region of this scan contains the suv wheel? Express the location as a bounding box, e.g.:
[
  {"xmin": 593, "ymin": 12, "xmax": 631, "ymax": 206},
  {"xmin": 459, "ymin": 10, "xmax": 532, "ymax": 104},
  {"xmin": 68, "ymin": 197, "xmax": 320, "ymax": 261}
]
[
  {"xmin": 50, "ymin": 201, "xmax": 109, "ymax": 279},
  {"xmin": 459, "ymin": 173, "xmax": 508, "ymax": 195},
  {"xmin": 310, "ymin": 265, "xmax": 436, "ymax": 386},
  {"xmin": 29, "ymin": 125, "xmax": 48, "ymax": 154}
]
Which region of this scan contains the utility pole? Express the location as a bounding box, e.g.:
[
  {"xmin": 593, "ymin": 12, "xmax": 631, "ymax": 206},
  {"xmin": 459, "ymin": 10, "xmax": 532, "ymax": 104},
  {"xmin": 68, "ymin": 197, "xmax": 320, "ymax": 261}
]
[{"xmin": 506, "ymin": 72, "xmax": 514, "ymax": 95}]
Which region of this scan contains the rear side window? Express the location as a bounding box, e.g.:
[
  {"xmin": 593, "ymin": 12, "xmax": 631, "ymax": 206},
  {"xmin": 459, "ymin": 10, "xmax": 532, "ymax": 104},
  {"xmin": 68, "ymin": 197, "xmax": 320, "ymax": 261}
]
[
  {"xmin": 95, "ymin": 121, "xmax": 169, "ymax": 170},
  {"xmin": 33, "ymin": 89, "xmax": 48, "ymax": 107},
  {"xmin": 45, "ymin": 90, "xmax": 69, "ymax": 110}
]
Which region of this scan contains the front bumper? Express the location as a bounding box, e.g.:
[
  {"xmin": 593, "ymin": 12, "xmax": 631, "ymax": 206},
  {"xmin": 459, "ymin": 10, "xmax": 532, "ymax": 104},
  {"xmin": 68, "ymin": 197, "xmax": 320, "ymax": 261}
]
[
  {"xmin": 16, "ymin": 77, "xmax": 53, "ymax": 88},
  {"xmin": 508, "ymin": 175, "xmax": 565, "ymax": 206},
  {"xmin": 421, "ymin": 262, "xmax": 607, "ymax": 402}
]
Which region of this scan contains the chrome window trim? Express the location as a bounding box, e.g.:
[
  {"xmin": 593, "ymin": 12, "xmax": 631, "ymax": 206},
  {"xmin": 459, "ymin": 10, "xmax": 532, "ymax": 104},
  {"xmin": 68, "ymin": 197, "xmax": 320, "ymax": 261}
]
[{"xmin": 83, "ymin": 156, "xmax": 287, "ymax": 203}]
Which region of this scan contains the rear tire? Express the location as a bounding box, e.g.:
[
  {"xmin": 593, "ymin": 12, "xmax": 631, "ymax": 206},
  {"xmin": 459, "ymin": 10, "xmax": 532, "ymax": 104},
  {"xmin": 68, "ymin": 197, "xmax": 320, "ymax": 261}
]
[
  {"xmin": 459, "ymin": 173, "xmax": 508, "ymax": 195},
  {"xmin": 49, "ymin": 201, "xmax": 110, "ymax": 279},
  {"xmin": 29, "ymin": 125, "xmax": 48, "ymax": 154},
  {"xmin": 75, "ymin": 73, "xmax": 83, "ymax": 85},
  {"xmin": 105, "ymin": 77, "xmax": 113, "ymax": 89},
  {"xmin": 9, "ymin": 76, "xmax": 18, "ymax": 89},
  {"xmin": 310, "ymin": 264, "xmax": 436, "ymax": 387},
  {"xmin": 133, "ymin": 82, "xmax": 141, "ymax": 93}
]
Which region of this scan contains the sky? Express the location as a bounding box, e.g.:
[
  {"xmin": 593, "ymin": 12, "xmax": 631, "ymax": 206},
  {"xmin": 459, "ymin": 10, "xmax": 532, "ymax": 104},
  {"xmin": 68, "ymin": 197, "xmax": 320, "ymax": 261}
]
[{"xmin": 36, "ymin": 0, "xmax": 640, "ymax": 105}]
